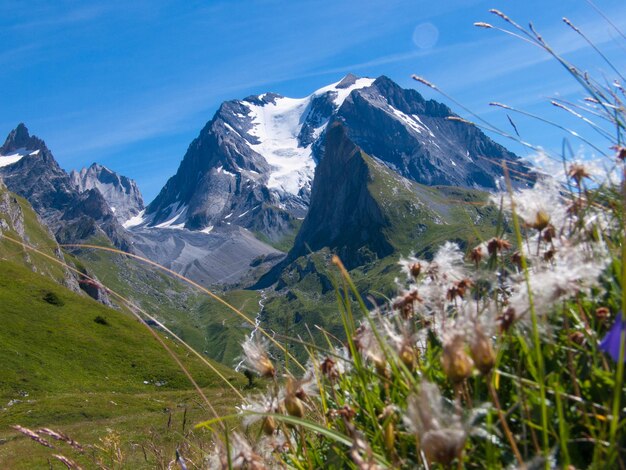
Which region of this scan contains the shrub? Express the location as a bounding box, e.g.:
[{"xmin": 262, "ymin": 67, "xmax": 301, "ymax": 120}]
[
  {"xmin": 42, "ymin": 291, "xmax": 64, "ymax": 307},
  {"xmin": 93, "ymin": 315, "xmax": 109, "ymax": 326}
]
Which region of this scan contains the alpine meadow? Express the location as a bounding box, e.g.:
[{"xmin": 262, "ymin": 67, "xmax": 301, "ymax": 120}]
[{"xmin": 1, "ymin": 1, "xmax": 626, "ymax": 468}]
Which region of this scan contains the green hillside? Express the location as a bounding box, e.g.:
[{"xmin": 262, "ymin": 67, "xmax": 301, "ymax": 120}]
[
  {"xmin": 0, "ymin": 259, "xmax": 244, "ymax": 468},
  {"xmin": 0, "ymin": 184, "xmax": 69, "ymax": 284},
  {"xmin": 67, "ymin": 247, "xmax": 262, "ymax": 367}
]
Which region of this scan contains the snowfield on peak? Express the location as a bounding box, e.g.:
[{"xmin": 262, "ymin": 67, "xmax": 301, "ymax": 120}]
[
  {"xmin": 241, "ymin": 77, "xmax": 375, "ymax": 196},
  {"xmin": 0, "ymin": 148, "xmax": 39, "ymax": 168}
]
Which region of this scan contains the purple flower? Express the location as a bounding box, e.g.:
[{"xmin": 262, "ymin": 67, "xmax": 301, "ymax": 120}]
[{"xmin": 600, "ymin": 312, "xmax": 626, "ymax": 362}]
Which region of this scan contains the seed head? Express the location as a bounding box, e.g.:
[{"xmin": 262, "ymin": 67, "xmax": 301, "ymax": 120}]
[
  {"xmin": 469, "ymin": 245, "xmax": 484, "ymax": 265},
  {"xmin": 568, "ymin": 331, "xmax": 585, "ymax": 346},
  {"xmin": 568, "ymin": 164, "xmax": 591, "ymax": 185},
  {"xmin": 470, "ymin": 329, "xmax": 496, "ymax": 375},
  {"xmin": 404, "ymin": 383, "xmax": 467, "ymax": 466},
  {"xmin": 596, "ymin": 307, "xmax": 611, "ymax": 321},
  {"xmin": 487, "ymin": 237, "xmax": 512, "ymax": 255},
  {"xmin": 241, "ymin": 339, "xmax": 275, "ymax": 378},
  {"xmin": 441, "ymin": 335, "xmax": 474, "ymax": 382},
  {"xmin": 531, "ymin": 210, "xmax": 551, "ymax": 231},
  {"xmin": 497, "ymin": 307, "xmax": 516, "ymax": 333},
  {"xmin": 611, "ymin": 145, "xmax": 626, "ymax": 161}
]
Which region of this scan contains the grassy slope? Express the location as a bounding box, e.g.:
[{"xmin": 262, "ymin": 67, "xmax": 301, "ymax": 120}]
[
  {"xmin": 67, "ymin": 247, "xmax": 261, "ymax": 367},
  {"xmin": 0, "ymin": 260, "xmax": 244, "ymax": 469},
  {"xmin": 0, "ymin": 190, "xmax": 68, "ymax": 284}
]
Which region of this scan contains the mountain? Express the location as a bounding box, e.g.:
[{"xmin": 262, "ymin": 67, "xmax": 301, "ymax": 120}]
[
  {"xmin": 135, "ymin": 74, "xmax": 379, "ymax": 240},
  {"xmin": 117, "ymin": 74, "xmax": 533, "ymax": 288},
  {"xmin": 255, "ymin": 122, "xmax": 504, "ymax": 288},
  {"xmin": 287, "ymin": 122, "xmax": 394, "ymax": 267},
  {"xmin": 138, "ymin": 74, "xmax": 531, "ymax": 243},
  {"xmin": 333, "ymin": 76, "xmax": 532, "ymax": 188},
  {"xmin": 0, "ymin": 124, "xmax": 131, "ymax": 251},
  {"xmin": 70, "ymin": 163, "xmax": 144, "ymax": 224}
]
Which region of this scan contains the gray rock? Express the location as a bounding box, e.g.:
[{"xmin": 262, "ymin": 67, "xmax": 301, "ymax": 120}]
[{"xmin": 70, "ymin": 163, "xmax": 144, "ymax": 224}]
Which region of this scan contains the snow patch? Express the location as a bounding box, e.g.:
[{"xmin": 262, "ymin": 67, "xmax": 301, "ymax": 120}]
[
  {"xmin": 242, "ymin": 76, "xmax": 375, "ymax": 196},
  {"xmin": 217, "ymin": 165, "xmax": 236, "ymax": 177},
  {"xmin": 123, "ymin": 209, "xmax": 147, "ymax": 229},
  {"xmin": 387, "ymin": 106, "xmax": 435, "ymax": 137},
  {"xmin": 153, "ymin": 203, "xmax": 188, "ymax": 229},
  {"xmin": 313, "ymin": 77, "xmax": 376, "ymax": 107},
  {"xmin": 0, "ymin": 148, "xmax": 40, "ymax": 168},
  {"xmin": 200, "ymin": 225, "xmax": 214, "ymax": 234}
]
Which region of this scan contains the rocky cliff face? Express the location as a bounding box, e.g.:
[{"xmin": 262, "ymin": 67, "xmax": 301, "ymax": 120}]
[
  {"xmin": 0, "ymin": 124, "xmax": 131, "ymax": 251},
  {"xmin": 70, "ymin": 163, "xmax": 144, "ymax": 224},
  {"xmin": 288, "ymin": 122, "xmax": 393, "ymax": 267},
  {"xmin": 333, "ymin": 76, "xmax": 531, "ymax": 189},
  {"xmin": 0, "ymin": 178, "xmax": 80, "ymax": 292}
]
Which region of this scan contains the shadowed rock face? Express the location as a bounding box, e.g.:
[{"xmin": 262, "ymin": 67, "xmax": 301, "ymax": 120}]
[
  {"xmin": 0, "ymin": 125, "xmax": 131, "ymax": 251},
  {"xmin": 288, "ymin": 122, "xmax": 393, "ymax": 268},
  {"xmin": 70, "ymin": 163, "xmax": 144, "ymax": 224}
]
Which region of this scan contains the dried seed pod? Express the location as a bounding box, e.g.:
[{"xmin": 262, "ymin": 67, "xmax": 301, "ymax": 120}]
[
  {"xmin": 262, "ymin": 416, "xmax": 277, "ymax": 436},
  {"xmin": 441, "ymin": 336, "xmax": 474, "ymax": 382},
  {"xmin": 470, "ymin": 330, "xmax": 496, "ymax": 375}
]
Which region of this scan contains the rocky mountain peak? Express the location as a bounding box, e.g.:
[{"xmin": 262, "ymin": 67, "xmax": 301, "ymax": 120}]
[
  {"xmin": 0, "ymin": 123, "xmax": 47, "ymax": 155},
  {"xmin": 70, "ymin": 163, "xmax": 144, "ymax": 223}
]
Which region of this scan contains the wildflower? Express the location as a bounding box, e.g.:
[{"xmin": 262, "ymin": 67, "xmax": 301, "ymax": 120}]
[
  {"xmin": 320, "ymin": 357, "xmax": 338, "ymax": 380},
  {"xmin": 241, "ymin": 339, "xmax": 275, "ymax": 378},
  {"xmin": 404, "ymin": 382, "xmax": 467, "ymax": 466},
  {"xmin": 380, "ymin": 317, "xmax": 419, "ymax": 371},
  {"xmin": 399, "ymin": 256, "xmax": 421, "ymax": 280},
  {"xmin": 542, "ymin": 224, "xmax": 556, "ymax": 243},
  {"xmin": 239, "ymin": 394, "xmax": 278, "ymax": 435},
  {"xmin": 530, "ymin": 210, "xmax": 551, "ymax": 231},
  {"xmin": 599, "ymin": 313, "xmax": 626, "ymax": 363},
  {"xmin": 229, "ymin": 433, "xmax": 267, "ymax": 469},
  {"xmin": 353, "ymin": 324, "xmax": 386, "ymax": 374},
  {"xmin": 283, "ymin": 379, "xmax": 305, "ymax": 418},
  {"xmin": 568, "ymin": 331, "xmax": 585, "ymax": 346},
  {"xmin": 497, "ymin": 307, "xmax": 516, "ymax": 333},
  {"xmin": 328, "ymin": 404, "xmax": 357, "ymax": 422},
  {"xmin": 493, "ymin": 178, "xmax": 569, "ymax": 233},
  {"xmin": 433, "ymin": 242, "xmax": 466, "ymax": 280},
  {"xmin": 392, "ymin": 288, "xmax": 422, "ymax": 319},
  {"xmin": 441, "ymin": 334, "xmax": 474, "ymax": 382}
]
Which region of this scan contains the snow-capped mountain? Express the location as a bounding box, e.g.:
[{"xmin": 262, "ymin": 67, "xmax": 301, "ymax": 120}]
[
  {"xmin": 138, "ymin": 74, "xmax": 532, "ymax": 243},
  {"xmin": 70, "ymin": 163, "xmax": 144, "ymax": 224},
  {"xmin": 0, "ymin": 124, "xmax": 131, "ymax": 251},
  {"xmin": 0, "ymin": 123, "xmax": 45, "ymax": 167},
  {"xmin": 136, "ymin": 74, "xmax": 377, "ymax": 239}
]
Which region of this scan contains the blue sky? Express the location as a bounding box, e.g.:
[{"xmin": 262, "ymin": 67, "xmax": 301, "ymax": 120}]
[{"xmin": 1, "ymin": 0, "xmax": 625, "ymax": 202}]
